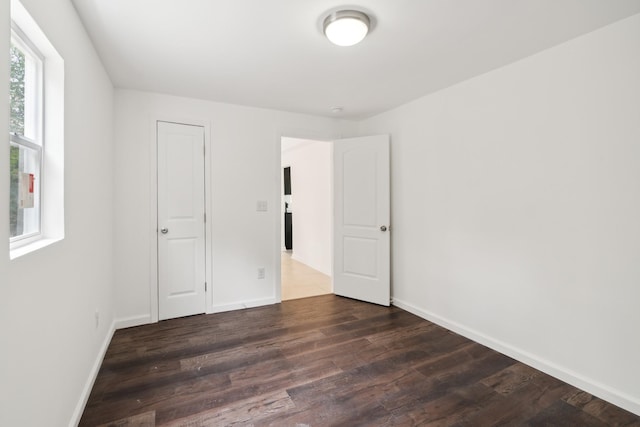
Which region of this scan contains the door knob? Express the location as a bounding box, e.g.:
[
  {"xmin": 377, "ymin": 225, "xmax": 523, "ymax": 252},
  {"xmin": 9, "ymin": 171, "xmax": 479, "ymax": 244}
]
[
  {"xmin": 380, "ymin": 225, "xmax": 387, "ymax": 232},
  {"xmin": 160, "ymin": 227, "xmax": 169, "ymax": 234}
]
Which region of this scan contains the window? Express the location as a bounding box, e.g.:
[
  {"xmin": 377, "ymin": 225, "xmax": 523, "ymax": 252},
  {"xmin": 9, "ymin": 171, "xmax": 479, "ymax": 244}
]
[
  {"xmin": 9, "ymin": 0, "xmax": 64, "ymax": 258},
  {"xmin": 10, "ymin": 27, "xmax": 43, "ymax": 243}
]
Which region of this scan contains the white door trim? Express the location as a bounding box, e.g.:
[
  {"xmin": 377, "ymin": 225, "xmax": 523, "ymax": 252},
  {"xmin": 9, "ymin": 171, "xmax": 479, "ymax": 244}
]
[{"xmin": 149, "ymin": 117, "xmax": 213, "ymax": 323}]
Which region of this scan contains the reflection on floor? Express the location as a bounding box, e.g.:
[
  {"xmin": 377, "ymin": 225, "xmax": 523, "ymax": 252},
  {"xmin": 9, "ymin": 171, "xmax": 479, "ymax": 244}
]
[{"xmin": 281, "ymin": 251, "xmax": 332, "ymax": 301}]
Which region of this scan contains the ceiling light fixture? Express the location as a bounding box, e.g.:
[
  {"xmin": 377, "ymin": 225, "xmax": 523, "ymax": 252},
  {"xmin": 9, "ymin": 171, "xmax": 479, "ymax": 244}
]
[{"xmin": 323, "ymin": 10, "xmax": 370, "ymax": 47}]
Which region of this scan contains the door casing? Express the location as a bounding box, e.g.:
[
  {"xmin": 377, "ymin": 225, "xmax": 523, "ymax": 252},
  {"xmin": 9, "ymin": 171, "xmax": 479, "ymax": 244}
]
[{"xmin": 149, "ymin": 118, "xmax": 213, "ymax": 323}]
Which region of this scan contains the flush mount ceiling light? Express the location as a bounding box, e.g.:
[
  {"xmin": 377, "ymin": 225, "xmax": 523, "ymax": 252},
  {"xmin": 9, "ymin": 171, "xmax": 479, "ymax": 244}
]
[{"xmin": 323, "ymin": 10, "xmax": 370, "ymax": 46}]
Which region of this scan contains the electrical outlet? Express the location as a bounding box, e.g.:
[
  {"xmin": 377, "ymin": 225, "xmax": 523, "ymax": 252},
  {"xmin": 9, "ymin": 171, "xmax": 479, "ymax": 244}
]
[
  {"xmin": 95, "ymin": 310, "xmax": 100, "ymax": 328},
  {"xmin": 257, "ymin": 267, "xmax": 265, "ymax": 279}
]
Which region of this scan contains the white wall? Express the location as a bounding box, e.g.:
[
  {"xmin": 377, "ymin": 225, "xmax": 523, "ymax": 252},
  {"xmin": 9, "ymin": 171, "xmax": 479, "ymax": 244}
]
[
  {"xmin": 114, "ymin": 90, "xmax": 352, "ymax": 320},
  {"xmin": 0, "ymin": 0, "xmax": 115, "ymax": 426},
  {"xmin": 360, "ymin": 14, "xmax": 640, "ymax": 415},
  {"xmin": 281, "ymin": 139, "xmax": 332, "ymax": 275}
]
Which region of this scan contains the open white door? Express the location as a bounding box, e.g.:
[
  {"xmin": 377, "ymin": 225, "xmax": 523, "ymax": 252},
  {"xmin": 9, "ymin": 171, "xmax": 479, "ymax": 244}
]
[
  {"xmin": 157, "ymin": 121, "xmax": 206, "ymax": 320},
  {"xmin": 333, "ymin": 135, "xmax": 390, "ymax": 306}
]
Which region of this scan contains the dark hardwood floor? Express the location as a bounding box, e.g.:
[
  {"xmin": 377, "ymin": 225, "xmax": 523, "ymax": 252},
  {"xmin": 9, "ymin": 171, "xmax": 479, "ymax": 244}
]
[{"xmin": 80, "ymin": 295, "xmax": 640, "ymax": 426}]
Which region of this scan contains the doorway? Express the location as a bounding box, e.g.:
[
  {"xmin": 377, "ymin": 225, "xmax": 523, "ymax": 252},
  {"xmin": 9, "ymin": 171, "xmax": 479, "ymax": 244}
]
[{"xmin": 280, "ymin": 137, "xmax": 333, "ymax": 300}]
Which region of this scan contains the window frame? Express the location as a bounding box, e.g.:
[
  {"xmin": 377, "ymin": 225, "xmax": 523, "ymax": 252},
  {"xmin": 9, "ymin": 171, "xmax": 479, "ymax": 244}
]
[
  {"xmin": 9, "ymin": 23, "xmax": 45, "ymax": 249},
  {"xmin": 9, "ymin": 0, "xmax": 65, "ymax": 260}
]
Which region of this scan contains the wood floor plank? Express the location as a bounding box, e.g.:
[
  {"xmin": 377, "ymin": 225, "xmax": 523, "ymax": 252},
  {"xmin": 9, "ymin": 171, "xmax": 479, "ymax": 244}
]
[
  {"xmin": 562, "ymin": 390, "xmax": 640, "ymax": 427},
  {"xmin": 80, "ymin": 294, "xmax": 640, "ymax": 426},
  {"xmin": 526, "ymin": 400, "xmax": 613, "ymax": 426},
  {"xmin": 154, "ymin": 357, "xmax": 341, "ymax": 425},
  {"xmin": 480, "ymin": 362, "xmax": 542, "ymax": 395},
  {"xmin": 81, "ymin": 370, "xmax": 230, "ymax": 426},
  {"xmin": 161, "ymin": 390, "xmax": 296, "ymax": 427},
  {"xmin": 96, "ymin": 410, "xmax": 155, "ymax": 427},
  {"xmin": 389, "ymin": 382, "xmax": 497, "ymax": 426},
  {"xmin": 457, "ymin": 373, "xmax": 574, "ymax": 426}
]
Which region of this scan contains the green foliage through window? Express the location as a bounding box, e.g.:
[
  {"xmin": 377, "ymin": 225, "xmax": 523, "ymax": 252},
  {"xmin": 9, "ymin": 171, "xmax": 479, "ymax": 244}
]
[
  {"xmin": 10, "ymin": 43, "xmax": 25, "ymax": 136},
  {"xmin": 10, "ymin": 43, "xmax": 26, "ymax": 237},
  {"xmin": 9, "ymin": 146, "xmax": 21, "ymax": 237}
]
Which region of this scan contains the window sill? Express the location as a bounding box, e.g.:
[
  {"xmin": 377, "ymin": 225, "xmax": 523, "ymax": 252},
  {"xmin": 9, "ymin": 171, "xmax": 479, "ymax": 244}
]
[{"xmin": 10, "ymin": 237, "xmax": 62, "ymax": 260}]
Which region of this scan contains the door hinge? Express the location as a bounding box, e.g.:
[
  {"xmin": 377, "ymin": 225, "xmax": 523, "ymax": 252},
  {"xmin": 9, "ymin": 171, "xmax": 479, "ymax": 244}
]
[
  {"xmin": 204, "ymin": 212, "xmax": 206, "ymax": 223},
  {"xmin": 205, "ymin": 282, "xmax": 207, "ymax": 292},
  {"xmin": 203, "ymin": 144, "xmax": 206, "ymax": 156}
]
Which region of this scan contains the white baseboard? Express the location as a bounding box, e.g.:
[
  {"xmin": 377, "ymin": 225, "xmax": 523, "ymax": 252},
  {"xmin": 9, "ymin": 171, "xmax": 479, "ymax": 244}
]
[
  {"xmin": 115, "ymin": 314, "xmax": 152, "ymax": 330},
  {"xmin": 391, "ymin": 297, "xmax": 640, "ymax": 417},
  {"xmin": 211, "ymin": 297, "xmax": 278, "ymax": 314},
  {"xmin": 69, "ymin": 319, "xmax": 116, "ymax": 427}
]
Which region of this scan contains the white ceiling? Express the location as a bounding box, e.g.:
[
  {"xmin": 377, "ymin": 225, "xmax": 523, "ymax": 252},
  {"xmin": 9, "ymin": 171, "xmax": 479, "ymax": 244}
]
[{"xmin": 71, "ymin": 0, "xmax": 640, "ymax": 120}]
